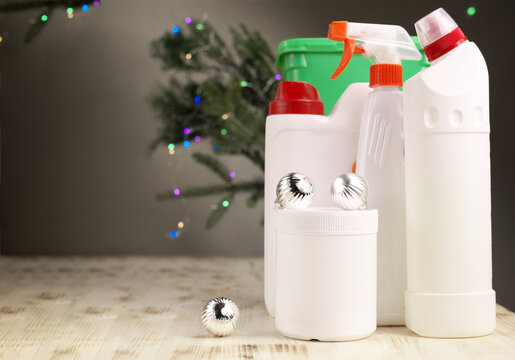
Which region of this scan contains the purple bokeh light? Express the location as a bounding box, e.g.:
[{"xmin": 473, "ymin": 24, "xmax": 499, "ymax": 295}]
[
  {"xmin": 275, "ymin": 74, "xmax": 282, "ymax": 81},
  {"xmin": 93, "ymin": 0, "xmax": 100, "ymax": 6},
  {"xmin": 194, "ymin": 136, "xmax": 201, "ymax": 142},
  {"xmin": 185, "ymin": 17, "xmax": 192, "ymax": 24},
  {"xmin": 184, "ymin": 128, "xmax": 190, "ymax": 135},
  {"xmin": 173, "ymin": 188, "xmax": 181, "ymax": 196},
  {"xmin": 229, "ymin": 172, "xmax": 236, "ymax": 179}
]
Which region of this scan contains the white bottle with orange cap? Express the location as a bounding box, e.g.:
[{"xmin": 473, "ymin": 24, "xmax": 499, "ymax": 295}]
[
  {"xmin": 403, "ymin": 8, "xmax": 495, "ymax": 337},
  {"xmin": 328, "ymin": 21, "xmax": 421, "ymax": 326}
]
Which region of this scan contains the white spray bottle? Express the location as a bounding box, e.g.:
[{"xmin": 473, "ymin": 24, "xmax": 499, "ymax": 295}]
[
  {"xmin": 403, "ymin": 8, "xmax": 495, "ymax": 337},
  {"xmin": 328, "ymin": 21, "xmax": 421, "ymax": 325}
]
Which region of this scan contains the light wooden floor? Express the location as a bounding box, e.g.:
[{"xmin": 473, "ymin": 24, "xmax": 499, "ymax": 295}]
[{"xmin": 0, "ymin": 257, "xmax": 513, "ymax": 359}]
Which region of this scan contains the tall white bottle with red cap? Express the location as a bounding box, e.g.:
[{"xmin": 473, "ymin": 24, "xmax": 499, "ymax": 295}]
[
  {"xmin": 328, "ymin": 21, "xmax": 421, "ymax": 325},
  {"xmin": 264, "ymin": 81, "xmax": 370, "ymax": 316},
  {"xmin": 404, "ymin": 8, "xmax": 495, "ymax": 337}
]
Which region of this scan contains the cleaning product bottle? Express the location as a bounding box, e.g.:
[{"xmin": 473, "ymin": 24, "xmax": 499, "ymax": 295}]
[
  {"xmin": 403, "ymin": 8, "xmax": 495, "ymax": 337},
  {"xmin": 328, "ymin": 21, "xmax": 421, "ymax": 325},
  {"xmin": 264, "ymin": 80, "xmax": 370, "ymax": 316}
]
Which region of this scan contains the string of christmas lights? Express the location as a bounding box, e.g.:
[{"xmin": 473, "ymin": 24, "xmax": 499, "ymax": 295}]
[{"xmin": 40, "ymin": 1, "xmax": 101, "ymax": 22}]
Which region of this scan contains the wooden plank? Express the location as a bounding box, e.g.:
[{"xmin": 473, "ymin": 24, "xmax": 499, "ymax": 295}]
[{"xmin": 0, "ymin": 257, "xmax": 513, "ymax": 359}]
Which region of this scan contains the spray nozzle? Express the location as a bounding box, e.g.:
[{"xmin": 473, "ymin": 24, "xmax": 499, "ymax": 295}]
[{"xmin": 328, "ymin": 21, "xmax": 421, "ymax": 80}]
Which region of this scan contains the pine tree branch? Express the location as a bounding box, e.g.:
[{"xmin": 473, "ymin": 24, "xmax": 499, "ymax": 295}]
[
  {"xmin": 241, "ymin": 148, "xmax": 264, "ymax": 170},
  {"xmin": 205, "ymin": 193, "xmax": 234, "ymax": 229},
  {"xmin": 192, "ymin": 152, "xmax": 232, "ymax": 183},
  {"xmin": 24, "ymin": 8, "xmax": 51, "ymax": 43},
  {"xmin": 246, "ymin": 187, "xmax": 263, "ymax": 208},
  {"xmin": 0, "ymin": 0, "xmax": 94, "ymax": 12},
  {"xmin": 156, "ymin": 179, "xmax": 263, "ymax": 201},
  {"xmin": 148, "ymin": 19, "xmax": 277, "ymax": 226}
]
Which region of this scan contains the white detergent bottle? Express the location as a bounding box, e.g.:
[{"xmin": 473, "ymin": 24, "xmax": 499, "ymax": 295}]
[
  {"xmin": 328, "ymin": 21, "xmax": 421, "ymax": 325},
  {"xmin": 403, "ymin": 8, "xmax": 495, "ymax": 337},
  {"xmin": 264, "ymin": 80, "xmax": 370, "ymax": 316}
]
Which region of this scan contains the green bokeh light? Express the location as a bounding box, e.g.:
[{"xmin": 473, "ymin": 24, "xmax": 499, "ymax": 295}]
[
  {"xmin": 220, "ymin": 129, "xmax": 227, "ymax": 136},
  {"xmin": 467, "ymin": 6, "xmax": 476, "ymax": 16},
  {"xmin": 240, "ymin": 81, "xmax": 248, "ymax": 87},
  {"xmin": 67, "ymin": 7, "xmax": 73, "ymax": 14},
  {"xmin": 196, "ymin": 24, "xmax": 204, "ymax": 30},
  {"xmin": 222, "ymin": 200, "xmax": 230, "ymax": 207},
  {"xmin": 41, "ymin": 14, "xmax": 48, "ymax": 22},
  {"xmin": 168, "ymin": 143, "xmax": 175, "ymax": 150}
]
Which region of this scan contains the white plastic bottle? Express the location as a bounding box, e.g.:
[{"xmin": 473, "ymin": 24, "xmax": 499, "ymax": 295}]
[
  {"xmin": 328, "ymin": 21, "xmax": 421, "ymax": 325},
  {"xmin": 357, "ymin": 85, "xmax": 407, "ymax": 326},
  {"xmin": 264, "ymin": 80, "xmax": 370, "ymax": 317},
  {"xmin": 403, "ymin": 8, "xmax": 495, "ymax": 337}
]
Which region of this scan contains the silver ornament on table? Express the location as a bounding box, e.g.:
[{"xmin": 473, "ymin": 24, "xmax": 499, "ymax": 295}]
[
  {"xmin": 276, "ymin": 172, "xmax": 314, "ymax": 210},
  {"xmin": 201, "ymin": 297, "xmax": 239, "ymax": 337},
  {"xmin": 331, "ymin": 173, "xmax": 368, "ymax": 210}
]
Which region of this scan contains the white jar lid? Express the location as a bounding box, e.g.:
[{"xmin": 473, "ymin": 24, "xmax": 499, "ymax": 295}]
[{"xmin": 275, "ymin": 207, "xmax": 378, "ymax": 235}]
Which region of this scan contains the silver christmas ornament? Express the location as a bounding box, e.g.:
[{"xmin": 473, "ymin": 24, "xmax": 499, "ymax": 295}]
[
  {"xmin": 201, "ymin": 297, "xmax": 239, "ymax": 337},
  {"xmin": 331, "ymin": 173, "xmax": 368, "ymax": 210},
  {"xmin": 276, "ymin": 172, "xmax": 314, "ymax": 210}
]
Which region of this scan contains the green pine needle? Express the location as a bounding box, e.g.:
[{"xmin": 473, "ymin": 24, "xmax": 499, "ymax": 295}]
[
  {"xmin": 192, "ymin": 152, "xmax": 232, "ymax": 183},
  {"xmin": 205, "ymin": 194, "xmax": 234, "ymax": 229}
]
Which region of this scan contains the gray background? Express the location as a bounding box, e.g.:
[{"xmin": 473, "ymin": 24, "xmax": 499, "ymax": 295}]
[{"xmin": 0, "ymin": 0, "xmax": 513, "ymax": 310}]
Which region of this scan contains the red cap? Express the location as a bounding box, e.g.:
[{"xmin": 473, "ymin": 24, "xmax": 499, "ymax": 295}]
[
  {"xmin": 269, "ymin": 81, "xmax": 324, "ymax": 115},
  {"xmin": 423, "ymin": 27, "xmax": 467, "ymax": 62},
  {"xmin": 369, "ymin": 64, "xmax": 403, "ymax": 87}
]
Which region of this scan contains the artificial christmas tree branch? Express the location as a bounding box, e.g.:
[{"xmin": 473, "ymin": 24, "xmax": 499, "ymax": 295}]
[
  {"xmin": 156, "ymin": 179, "xmax": 264, "ymax": 201},
  {"xmin": 0, "ymin": 0, "xmax": 92, "ymax": 12},
  {"xmin": 151, "ymin": 19, "xmax": 277, "ymax": 227},
  {"xmin": 0, "ymin": 0, "xmax": 97, "ymax": 43},
  {"xmin": 191, "ymin": 153, "xmax": 232, "ymax": 183}
]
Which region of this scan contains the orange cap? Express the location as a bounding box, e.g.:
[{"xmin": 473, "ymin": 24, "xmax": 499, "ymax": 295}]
[{"xmin": 369, "ymin": 64, "xmax": 403, "ymax": 87}]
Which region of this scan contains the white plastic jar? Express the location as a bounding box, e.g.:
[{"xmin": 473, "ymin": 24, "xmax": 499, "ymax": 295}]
[{"xmin": 274, "ymin": 207, "xmax": 378, "ymax": 341}]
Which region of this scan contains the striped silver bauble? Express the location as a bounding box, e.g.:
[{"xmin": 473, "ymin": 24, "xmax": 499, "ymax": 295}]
[
  {"xmin": 276, "ymin": 172, "xmax": 314, "ymax": 210},
  {"xmin": 331, "ymin": 173, "xmax": 368, "ymax": 210},
  {"xmin": 201, "ymin": 297, "xmax": 239, "ymax": 337}
]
